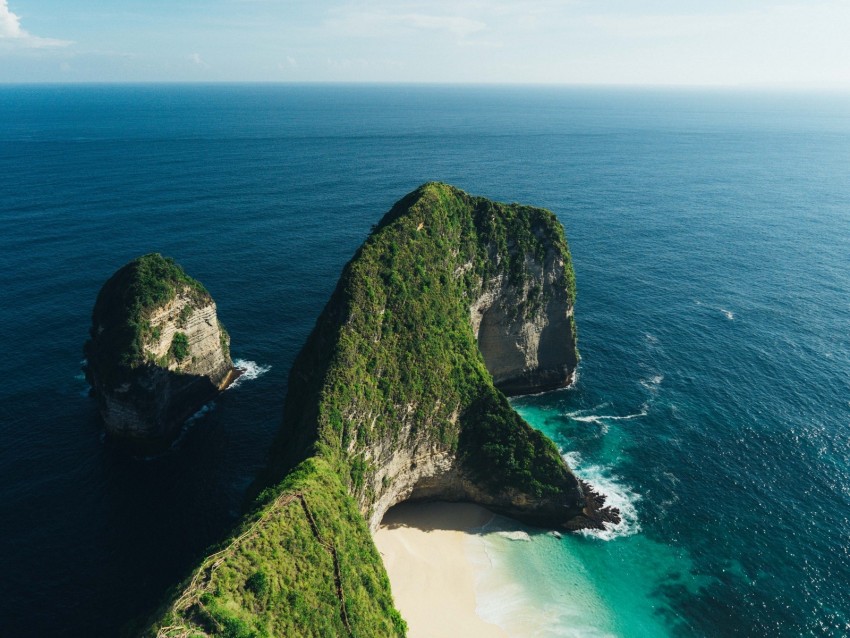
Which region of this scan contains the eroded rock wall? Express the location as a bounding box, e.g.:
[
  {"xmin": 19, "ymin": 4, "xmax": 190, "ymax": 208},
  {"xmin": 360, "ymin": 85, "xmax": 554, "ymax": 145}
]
[
  {"xmin": 264, "ymin": 183, "xmax": 610, "ymax": 537},
  {"xmin": 143, "ymin": 292, "xmax": 233, "ymax": 385},
  {"xmin": 94, "ymin": 292, "xmax": 234, "ymax": 441},
  {"xmin": 471, "ymin": 244, "xmax": 577, "ymax": 396},
  {"xmin": 362, "ymin": 236, "xmax": 580, "ymax": 530},
  {"xmin": 144, "ymin": 184, "xmax": 613, "ymax": 638},
  {"xmin": 85, "ymin": 255, "xmax": 235, "ymax": 445},
  {"xmin": 362, "ymin": 418, "xmax": 588, "ymax": 532}
]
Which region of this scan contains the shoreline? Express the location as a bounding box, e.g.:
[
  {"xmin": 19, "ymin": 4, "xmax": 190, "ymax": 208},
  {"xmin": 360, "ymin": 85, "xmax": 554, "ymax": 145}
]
[{"xmin": 374, "ymin": 501, "xmax": 510, "ymax": 638}]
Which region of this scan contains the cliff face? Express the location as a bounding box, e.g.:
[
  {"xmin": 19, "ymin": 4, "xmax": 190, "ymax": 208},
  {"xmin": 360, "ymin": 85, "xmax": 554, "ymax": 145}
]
[
  {"xmin": 147, "ymin": 184, "xmax": 616, "ymax": 638},
  {"xmin": 85, "ymin": 254, "xmax": 235, "ymax": 444},
  {"xmin": 270, "ymin": 183, "xmax": 593, "ymax": 532},
  {"xmin": 470, "ymin": 246, "xmax": 578, "ymax": 396}
]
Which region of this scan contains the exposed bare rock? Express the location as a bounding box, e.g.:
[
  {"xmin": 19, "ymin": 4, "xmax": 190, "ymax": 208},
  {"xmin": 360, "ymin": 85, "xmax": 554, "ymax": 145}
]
[
  {"xmin": 146, "ymin": 184, "xmax": 614, "ymax": 638},
  {"xmin": 471, "ymin": 234, "xmax": 578, "ymax": 396}
]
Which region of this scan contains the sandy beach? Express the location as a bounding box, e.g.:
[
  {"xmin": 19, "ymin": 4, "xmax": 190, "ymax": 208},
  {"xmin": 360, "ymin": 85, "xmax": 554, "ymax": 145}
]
[{"xmin": 374, "ymin": 501, "xmax": 509, "ymax": 638}]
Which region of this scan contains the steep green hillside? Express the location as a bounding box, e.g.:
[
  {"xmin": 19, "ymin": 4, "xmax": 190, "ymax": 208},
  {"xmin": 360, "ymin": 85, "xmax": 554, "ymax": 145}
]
[
  {"xmin": 147, "ymin": 184, "xmax": 613, "ymax": 637},
  {"xmin": 267, "ymin": 182, "xmax": 582, "ymax": 525},
  {"xmin": 151, "ymin": 457, "xmax": 404, "ymax": 638}
]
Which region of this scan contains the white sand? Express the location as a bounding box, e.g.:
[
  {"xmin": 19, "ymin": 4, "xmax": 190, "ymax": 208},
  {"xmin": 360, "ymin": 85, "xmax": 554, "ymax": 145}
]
[{"xmin": 374, "ymin": 501, "xmax": 509, "ymax": 638}]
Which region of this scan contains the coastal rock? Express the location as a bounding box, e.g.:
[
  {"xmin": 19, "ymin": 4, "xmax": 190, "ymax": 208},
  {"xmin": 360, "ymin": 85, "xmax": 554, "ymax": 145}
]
[
  {"xmin": 269, "ymin": 183, "xmax": 606, "ymax": 532},
  {"xmin": 148, "ymin": 184, "xmax": 616, "ymax": 638},
  {"xmin": 84, "ymin": 253, "xmax": 236, "ymax": 444},
  {"xmin": 470, "ymin": 248, "xmax": 578, "ymax": 396}
]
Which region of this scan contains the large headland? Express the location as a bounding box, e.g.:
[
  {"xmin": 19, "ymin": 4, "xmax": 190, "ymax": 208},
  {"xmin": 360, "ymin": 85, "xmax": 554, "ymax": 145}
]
[{"xmin": 138, "ymin": 182, "xmax": 618, "ymax": 637}]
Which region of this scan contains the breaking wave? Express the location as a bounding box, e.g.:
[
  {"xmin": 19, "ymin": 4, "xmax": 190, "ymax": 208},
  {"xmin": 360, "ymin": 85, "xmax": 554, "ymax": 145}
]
[
  {"xmin": 563, "ymin": 451, "xmax": 641, "ymax": 541},
  {"xmin": 696, "ymin": 300, "xmax": 735, "ymax": 320},
  {"xmin": 185, "ymin": 401, "xmax": 215, "ymax": 425},
  {"xmin": 640, "ymin": 374, "xmax": 664, "ymax": 391},
  {"xmin": 496, "ymin": 530, "xmax": 532, "ymax": 542},
  {"xmin": 569, "ymin": 405, "xmax": 648, "ymax": 428},
  {"xmin": 229, "ymin": 359, "xmax": 271, "ymax": 389}
]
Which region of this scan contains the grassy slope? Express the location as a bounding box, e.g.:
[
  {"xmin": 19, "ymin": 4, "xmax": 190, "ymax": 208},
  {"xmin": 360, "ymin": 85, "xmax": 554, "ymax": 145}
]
[
  {"xmin": 273, "ymin": 182, "xmax": 577, "ymax": 506},
  {"xmin": 147, "ymin": 183, "xmax": 578, "ymax": 637},
  {"xmin": 150, "ymin": 457, "xmax": 404, "ymax": 638}
]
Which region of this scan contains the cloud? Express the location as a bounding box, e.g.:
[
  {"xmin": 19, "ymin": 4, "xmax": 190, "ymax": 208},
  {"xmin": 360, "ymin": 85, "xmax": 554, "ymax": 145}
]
[
  {"xmin": 577, "ymin": 1, "xmax": 850, "ymax": 86},
  {"xmin": 326, "ymin": 7, "xmax": 486, "ymax": 42},
  {"xmin": 0, "ymin": 0, "xmax": 71, "ymax": 48},
  {"xmin": 401, "ymin": 14, "xmax": 485, "ymax": 38},
  {"xmin": 188, "ymin": 52, "xmax": 209, "ymax": 67}
]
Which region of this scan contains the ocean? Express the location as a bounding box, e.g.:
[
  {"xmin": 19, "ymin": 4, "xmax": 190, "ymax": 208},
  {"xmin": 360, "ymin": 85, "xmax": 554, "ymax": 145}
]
[{"xmin": 1, "ymin": 84, "xmax": 848, "ymax": 637}]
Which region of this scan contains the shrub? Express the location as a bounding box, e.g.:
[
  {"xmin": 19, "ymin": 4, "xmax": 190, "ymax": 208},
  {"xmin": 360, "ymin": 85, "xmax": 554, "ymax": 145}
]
[
  {"xmin": 245, "ymin": 571, "xmax": 269, "ymax": 597},
  {"xmin": 170, "ymin": 332, "xmax": 190, "ymax": 362}
]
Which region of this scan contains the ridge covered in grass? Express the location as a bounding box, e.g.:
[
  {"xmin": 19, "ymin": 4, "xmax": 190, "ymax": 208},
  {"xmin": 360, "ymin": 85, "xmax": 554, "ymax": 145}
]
[{"xmin": 268, "ymin": 183, "xmax": 578, "ymax": 511}]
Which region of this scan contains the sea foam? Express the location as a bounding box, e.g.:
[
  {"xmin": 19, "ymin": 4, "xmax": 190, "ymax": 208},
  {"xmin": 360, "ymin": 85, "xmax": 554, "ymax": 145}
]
[
  {"xmin": 570, "ymin": 409, "xmax": 647, "ymax": 424},
  {"xmin": 568, "ymin": 405, "xmax": 648, "ymax": 433},
  {"xmin": 185, "ymin": 401, "xmax": 215, "ymax": 424},
  {"xmin": 143, "ymin": 401, "xmax": 219, "ymax": 458},
  {"xmin": 496, "ymin": 530, "xmax": 532, "ymax": 542},
  {"xmin": 471, "ymin": 517, "xmax": 620, "ymax": 637},
  {"xmin": 229, "ymin": 359, "xmax": 271, "ymax": 389},
  {"xmin": 640, "ymin": 374, "xmax": 664, "ymax": 391},
  {"xmin": 563, "ymin": 451, "xmax": 641, "ymax": 540}
]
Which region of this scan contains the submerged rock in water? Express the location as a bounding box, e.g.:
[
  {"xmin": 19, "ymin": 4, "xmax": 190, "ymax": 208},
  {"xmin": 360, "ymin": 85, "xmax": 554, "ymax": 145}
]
[{"xmin": 84, "ymin": 253, "xmax": 236, "ymax": 446}]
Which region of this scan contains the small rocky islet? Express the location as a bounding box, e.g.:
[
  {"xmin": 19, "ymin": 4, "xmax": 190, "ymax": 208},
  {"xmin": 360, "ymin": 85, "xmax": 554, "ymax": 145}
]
[
  {"xmin": 84, "ymin": 253, "xmax": 237, "ymax": 447},
  {"xmin": 86, "ymin": 183, "xmax": 619, "ymax": 636}
]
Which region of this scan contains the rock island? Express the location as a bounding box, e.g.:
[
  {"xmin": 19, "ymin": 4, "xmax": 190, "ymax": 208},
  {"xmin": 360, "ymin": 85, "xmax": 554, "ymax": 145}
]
[{"xmin": 84, "ymin": 253, "xmax": 236, "ymax": 445}]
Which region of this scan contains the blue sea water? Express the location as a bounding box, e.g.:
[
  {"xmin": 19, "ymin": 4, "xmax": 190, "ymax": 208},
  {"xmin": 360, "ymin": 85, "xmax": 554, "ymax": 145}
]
[{"xmin": 1, "ymin": 84, "xmax": 849, "ymax": 637}]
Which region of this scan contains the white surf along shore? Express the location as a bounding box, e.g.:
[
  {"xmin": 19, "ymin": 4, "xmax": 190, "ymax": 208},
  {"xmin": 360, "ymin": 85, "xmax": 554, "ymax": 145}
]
[
  {"xmin": 373, "ymin": 465, "xmax": 640, "ymax": 636},
  {"xmin": 373, "ymin": 500, "xmax": 623, "ymax": 637}
]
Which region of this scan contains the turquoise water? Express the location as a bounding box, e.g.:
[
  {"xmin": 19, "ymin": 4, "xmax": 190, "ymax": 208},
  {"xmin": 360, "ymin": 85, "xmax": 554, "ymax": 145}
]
[
  {"xmin": 471, "ymin": 516, "xmax": 688, "ymax": 637},
  {"xmin": 1, "ymin": 85, "xmax": 849, "ymax": 636},
  {"xmin": 497, "ymin": 402, "xmax": 698, "ymax": 638}
]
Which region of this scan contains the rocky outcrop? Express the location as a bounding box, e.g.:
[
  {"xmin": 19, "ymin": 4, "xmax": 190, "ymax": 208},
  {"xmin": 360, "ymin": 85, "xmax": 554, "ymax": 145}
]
[
  {"xmin": 267, "ymin": 183, "xmax": 615, "ymax": 532},
  {"xmin": 364, "ymin": 428, "xmax": 592, "ymax": 532},
  {"xmin": 147, "ymin": 184, "xmax": 618, "ymax": 638},
  {"xmin": 84, "ymin": 254, "xmax": 236, "ymax": 445},
  {"xmin": 470, "ymin": 233, "xmax": 578, "ymax": 396}
]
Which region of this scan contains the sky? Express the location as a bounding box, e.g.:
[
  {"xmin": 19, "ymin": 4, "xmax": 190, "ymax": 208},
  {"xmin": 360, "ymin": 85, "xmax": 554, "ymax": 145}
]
[{"xmin": 1, "ymin": 0, "xmax": 849, "ymax": 86}]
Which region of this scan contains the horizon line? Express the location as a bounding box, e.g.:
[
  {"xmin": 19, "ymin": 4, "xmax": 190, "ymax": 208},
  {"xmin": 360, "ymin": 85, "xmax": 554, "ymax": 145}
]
[{"xmin": 2, "ymin": 80, "xmax": 850, "ymax": 93}]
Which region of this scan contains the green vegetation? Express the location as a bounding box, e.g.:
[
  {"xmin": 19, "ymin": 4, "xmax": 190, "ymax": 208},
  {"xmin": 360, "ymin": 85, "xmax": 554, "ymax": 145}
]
[
  {"xmin": 84, "ymin": 253, "xmax": 210, "ymax": 388},
  {"xmin": 170, "ymin": 332, "xmax": 190, "ymax": 362},
  {"xmin": 146, "ymin": 183, "xmax": 578, "ymax": 637},
  {"xmin": 218, "ymin": 320, "xmax": 230, "ymax": 354},
  {"xmin": 270, "ymin": 182, "xmax": 577, "ymax": 501},
  {"xmin": 148, "ymin": 458, "xmax": 405, "ymax": 638},
  {"xmin": 177, "ymin": 305, "xmax": 193, "ymax": 328}
]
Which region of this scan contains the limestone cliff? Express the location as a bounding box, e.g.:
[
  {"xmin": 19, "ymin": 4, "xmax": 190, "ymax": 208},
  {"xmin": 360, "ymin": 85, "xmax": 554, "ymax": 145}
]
[
  {"xmin": 268, "ymin": 183, "xmax": 602, "ymax": 531},
  {"xmin": 85, "ymin": 253, "xmax": 235, "ymax": 444},
  {"xmin": 147, "ymin": 184, "xmax": 616, "ymax": 638},
  {"xmin": 470, "ymin": 240, "xmax": 578, "ymax": 396}
]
